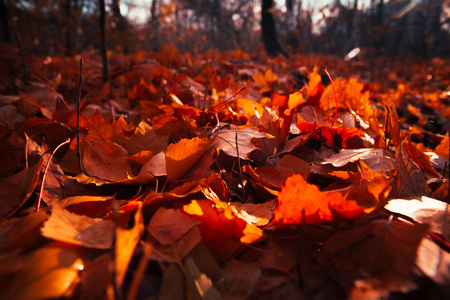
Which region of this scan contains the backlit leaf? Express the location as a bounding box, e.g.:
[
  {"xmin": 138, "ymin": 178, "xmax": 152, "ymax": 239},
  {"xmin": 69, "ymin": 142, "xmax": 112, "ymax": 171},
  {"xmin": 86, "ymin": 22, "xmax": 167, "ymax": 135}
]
[
  {"xmin": 273, "ymin": 174, "xmax": 366, "ymax": 226},
  {"xmin": 166, "ymin": 137, "xmax": 212, "ymax": 180}
]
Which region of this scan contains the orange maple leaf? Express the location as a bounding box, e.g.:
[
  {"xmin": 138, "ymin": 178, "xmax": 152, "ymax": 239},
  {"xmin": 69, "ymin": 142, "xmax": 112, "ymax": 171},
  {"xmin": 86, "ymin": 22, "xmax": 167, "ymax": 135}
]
[{"xmin": 272, "ymin": 174, "xmax": 366, "ymax": 226}]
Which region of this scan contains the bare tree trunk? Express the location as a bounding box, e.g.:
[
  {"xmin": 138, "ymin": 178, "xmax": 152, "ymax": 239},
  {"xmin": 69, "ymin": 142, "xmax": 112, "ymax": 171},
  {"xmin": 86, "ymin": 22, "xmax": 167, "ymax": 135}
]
[
  {"xmin": 212, "ymin": 0, "xmax": 221, "ymax": 49},
  {"xmin": 112, "ymin": 0, "xmax": 127, "ymax": 31},
  {"xmin": 150, "ymin": 0, "xmax": 160, "ymax": 52},
  {"xmin": 285, "ymin": 0, "xmax": 298, "ymax": 49},
  {"xmin": 0, "ymin": 0, "xmax": 11, "ymax": 44},
  {"xmin": 99, "ymin": 0, "xmax": 109, "ymax": 81},
  {"xmin": 346, "ymin": 0, "xmax": 358, "ymax": 51},
  {"xmin": 65, "ymin": 0, "xmax": 72, "ymax": 54},
  {"xmin": 261, "ymin": 0, "xmax": 289, "ymax": 58},
  {"xmin": 425, "ymin": 0, "xmax": 443, "ymax": 58}
]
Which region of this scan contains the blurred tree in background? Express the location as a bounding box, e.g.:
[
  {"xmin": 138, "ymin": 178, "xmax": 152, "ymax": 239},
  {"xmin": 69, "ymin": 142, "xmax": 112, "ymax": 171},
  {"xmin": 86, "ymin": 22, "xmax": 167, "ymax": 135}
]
[{"xmin": 0, "ymin": 0, "xmax": 449, "ymax": 58}]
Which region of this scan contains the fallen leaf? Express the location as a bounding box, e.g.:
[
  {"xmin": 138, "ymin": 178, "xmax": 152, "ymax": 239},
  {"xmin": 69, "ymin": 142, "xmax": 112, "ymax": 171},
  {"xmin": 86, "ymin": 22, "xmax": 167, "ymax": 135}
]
[
  {"xmin": 184, "ymin": 255, "xmax": 222, "ymax": 300},
  {"xmin": 213, "ymin": 125, "xmax": 266, "ymax": 159},
  {"xmin": 149, "ymin": 226, "xmax": 202, "ymax": 263},
  {"xmin": 4, "ymin": 243, "xmax": 84, "ymax": 300},
  {"xmin": 402, "ymin": 136, "xmax": 442, "ymax": 178},
  {"xmin": 434, "ymin": 132, "xmax": 449, "ymax": 158},
  {"xmin": 319, "ymin": 219, "xmax": 430, "ymax": 295},
  {"xmin": 321, "ymin": 148, "xmax": 393, "ymax": 171},
  {"xmin": 148, "ymin": 207, "xmax": 202, "ymax": 245},
  {"xmin": 1, "ymin": 210, "xmax": 48, "ymax": 253},
  {"xmin": 115, "ymin": 202, "xmax": 144, "ymax": 287},
  {"xmin": 82, "ymin": 140, "xmax": 132, "ymax": 182},
  {"xmin": 41, "ymin": 202, "xmax": 114, "ymax": 249},
  {"xmin": 384, "ymin": 100, "xmax": 400, "ymax": 148},
  {"xmin": 272, "ymin": 174, "xmax": 366, "ymax": 226},
  {"xmin": 183, "ymin": 200, "xmax": 265, "ymax": 262},
  {"xmin": 166, "ymin": 137, "xmax": 212, "ymax": 180},
  {"xmin": 138, "ymin": 151, "xmax": 167, "ymax": 177},
  {"xmin": 0, "ymin": 159, "xmax": 42, "ymax": 218},
  {"xmin": 220, "ymin": 259, "xmax": 261, "ymax": 300},
  {"xmin": 392, "ymin": 145, "xmax": 430, "ymax": 198}
]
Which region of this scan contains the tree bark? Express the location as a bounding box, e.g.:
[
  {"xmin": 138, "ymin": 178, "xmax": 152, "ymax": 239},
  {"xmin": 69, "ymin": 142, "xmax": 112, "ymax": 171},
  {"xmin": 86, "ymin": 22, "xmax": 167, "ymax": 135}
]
[
  {"xmin": 65, "ymin": 0, "xmax": 72, "ymax": 53},
  {"xmin": 99, "ymin": 0, "xmax": 109, "ymax": 81},
  {"xmin": 150, "ymin": 0, "xmax": 160, "ymax": 52},
  {"xmin": 261, "ymin": 0, "xmax": 289, "ymax": 58},
  {"xmin": 0, "ymin": 0, "xmax": 11, "ymax": 44},
  {"xmin": 112, "ymin": 0, "xmax": 128, "ymax": 31}
]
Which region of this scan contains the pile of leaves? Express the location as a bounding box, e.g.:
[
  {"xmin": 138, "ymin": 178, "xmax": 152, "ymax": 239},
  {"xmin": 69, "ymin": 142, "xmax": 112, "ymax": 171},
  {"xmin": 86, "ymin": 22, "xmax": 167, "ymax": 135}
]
[{"xmin": 0, "ymin": 47, "xmax": 449, "ymax": 299}]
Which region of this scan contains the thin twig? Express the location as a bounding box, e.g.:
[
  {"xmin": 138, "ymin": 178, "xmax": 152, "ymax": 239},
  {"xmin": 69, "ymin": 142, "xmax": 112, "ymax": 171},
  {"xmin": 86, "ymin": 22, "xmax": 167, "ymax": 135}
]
[
  {"xmin": 235, "ymin": 133, "xmax": 246, "ymax": 201},
  {"xmin": 203, "ymin": 73, "xmax": 208, "ymax": 124},
  {"xmin": 30, "ymin": 73, "xmax": 71, "ymax": 111},
  {"xmin": 210, "ymin": 86, "xmax": 246, "ymax": 110},
  {"xmin": 36, "ymin": 138, "xmax": 71, "ymax": 212},
  {"xmin": 322, "ymin": 68, "xmax": 338, "ymax": 128},
  {"xmin": 77, "ymin": 58, "xmax": 83, "ymax": 173},
  {"xmin": 0, "ymin": 113, "xmax": 14, "ymax": 130},
  {"xmin": 99, "ymin": 0, "xmax": 109, "ymax": 82}
]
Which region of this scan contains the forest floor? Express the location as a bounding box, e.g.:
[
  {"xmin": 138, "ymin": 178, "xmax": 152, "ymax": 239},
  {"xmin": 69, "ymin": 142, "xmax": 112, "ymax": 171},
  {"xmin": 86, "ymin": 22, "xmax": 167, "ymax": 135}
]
[{"xmin": 0, "ymin": 47, "xmax": 449, "ymax": 299}]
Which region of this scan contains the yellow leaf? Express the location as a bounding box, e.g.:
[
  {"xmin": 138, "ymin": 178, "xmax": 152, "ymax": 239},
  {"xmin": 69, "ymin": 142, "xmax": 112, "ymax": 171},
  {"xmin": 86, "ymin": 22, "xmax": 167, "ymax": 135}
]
[
  {"xmin": 238, "ymin": 97, "xmax": 264, "ymax": 117},
  {"xmin": 165, "ymin": 137, "xmax": 212, "ymax": 180},
  {"xmin": 116, "ymin": 202, "xmax": 144, "ymax": 287},
  {"xmin": 41, "ymin": 202, "xmax": 114, "ymax": 249},
  {"xmin": 435, "ymin": 132, "xmax": 449, "ymax": 159},
  {"xmin": 286, "ymin": 91, "xmax": 305, "ymax": 114}
]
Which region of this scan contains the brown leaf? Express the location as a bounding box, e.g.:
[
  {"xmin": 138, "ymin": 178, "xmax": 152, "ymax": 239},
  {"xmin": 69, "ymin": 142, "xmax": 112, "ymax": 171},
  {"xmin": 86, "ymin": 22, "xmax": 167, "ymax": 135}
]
[
  {"xmin": 402, "ymin": 136, "xmax": 442, "ymax": 178},
  {"xmin": 321, "ymin": 148, "xmax": 394, "ymax": 173},
  {"xmin": 0, "ymin": 159, "xmax": 42, "ymax": 218},
  {"xmin": 392, "ymin": 145, "xmax": 430, "ymax": 198},
  {"xmin": 149, "ymin": 226, "xmax": 202, "ymax": 263},
  {"xmin": 41, "ymin": 202, "xmax": 114, "ymax": 249},
  {"xmin": 14, "ymin": 117, "xmax": 74, "ymax": 155},
  {"xmin": 384, "ymin": 99, "xmax": 400, "ymax": 148},
  {"xmin": 319, "ymin": 220, "xmax": 430, "ymax": 293},
  {"xmin": 212, "ymin": 125, "xmax": 265, "ymax": 159},
  {"xmin": 148, "ymin": 207, "xmax": 202, "ymax": 245},
  {"xmin": 82, "ymin": 140, "xmax": 132, "ymax": 182},
  {"xmin": 1, "ymin": 210, "xmax": 48, "ymax": 253}
]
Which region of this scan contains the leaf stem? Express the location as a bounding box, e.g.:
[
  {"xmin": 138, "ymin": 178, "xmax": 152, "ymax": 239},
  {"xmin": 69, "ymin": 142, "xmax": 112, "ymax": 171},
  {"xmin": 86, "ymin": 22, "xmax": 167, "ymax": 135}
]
[
  {"xmin": 30, "ymin": 73, "xmax": 71, "ymax": 111},
  {"xmin": 235, "ymin": 132, "xmax": 246, "ymax": 201},
  {"xmin": 210, "ymin": 86, "xmax": 246, "ymax": 110},
  {"xmin": 322, "ymin": 68, "xmax": 338, "ymax": 128},
  {"xmin": 36, "ymin": 138, "xmax": 71, "ymax": 211},
  {"xmin": 77, "ymin": 58, "xmax": 83, "ymax": 173}
]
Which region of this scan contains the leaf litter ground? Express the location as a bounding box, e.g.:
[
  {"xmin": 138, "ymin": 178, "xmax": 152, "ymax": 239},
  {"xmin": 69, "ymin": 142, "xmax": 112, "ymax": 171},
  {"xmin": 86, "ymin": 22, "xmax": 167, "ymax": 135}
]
[{"xmin": 0, "ymin": 49, "xmax": 449, "ymax": 299}]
